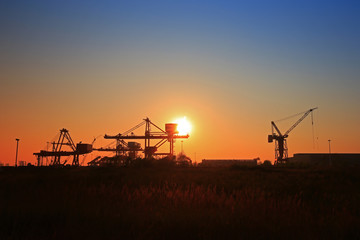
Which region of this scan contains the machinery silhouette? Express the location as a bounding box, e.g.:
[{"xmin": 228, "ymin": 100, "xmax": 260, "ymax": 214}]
[
  {"xmin": 33, "ymin": 128, "xmax": 92, "ymax": 166},
  {"xmin": 89, "ymin": 118, "xmax": 189, "ymax": 166},
  {"xmin": 33, "ymin": 118, "xmax": 190, "ymax": 167},
  {"xmin": 268, "ymin": 107, "xmax": 318, "ymax": 164}
]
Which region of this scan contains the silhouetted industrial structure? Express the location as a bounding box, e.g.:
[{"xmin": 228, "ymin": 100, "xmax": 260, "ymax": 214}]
[
  {"xmin": 86, "ymin": 118, "xmax": 189, "ymax": 166},
  {"xmin": 201, "ymin": 158, "xmax": 259, "ymax": 167},
  {"xmin": 104, "ymin": 117, "xmax": 188, "ymax": 155},
  {"xmin": 33, "ymin": 128, "xmax": 92, "ymax": 166},
  {"xmin": 288, "ymin": 153, "xmax": 360, "ymax": 166},
  {"xmin": 268, "ymin": 107, "xmax": 317, "ymax": 164},
  {"xmin": 33, "ymin": 118, "xmax": 190, "ymax": 167}
]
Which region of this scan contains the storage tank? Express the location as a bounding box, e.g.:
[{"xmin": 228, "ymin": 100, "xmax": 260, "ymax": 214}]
[{"xmin": 165, "ymin": 123, "xmax": 178, "ymax": 135}]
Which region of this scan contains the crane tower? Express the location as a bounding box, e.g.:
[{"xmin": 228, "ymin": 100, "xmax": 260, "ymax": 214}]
[{"xmin": 268, "ymin": 107, "xmax": 318, "ymax": 164}]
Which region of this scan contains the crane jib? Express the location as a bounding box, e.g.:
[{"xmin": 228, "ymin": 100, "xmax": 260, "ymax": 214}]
[{"xmin": 269, "ymin": 107, "xmax": 318, "ymax": 163}]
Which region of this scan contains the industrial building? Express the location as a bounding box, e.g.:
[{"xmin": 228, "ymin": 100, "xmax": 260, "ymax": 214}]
[
  {"xmin": 201, "ymin": 158, "xmax": 259, "ymax": 167},
  {"xmin": 288, "ymin": 153, "xmax": 360, "ymax": 166}
]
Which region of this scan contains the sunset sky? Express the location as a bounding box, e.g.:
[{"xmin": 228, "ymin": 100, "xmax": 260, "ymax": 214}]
[{"xmin": 1, "ymin": 0, "xmax": 359, "ymax": 165}]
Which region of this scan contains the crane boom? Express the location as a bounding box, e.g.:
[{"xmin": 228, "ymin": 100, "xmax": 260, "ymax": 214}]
[
  {"xmin": 283, "ymin": 107, "xmax": 318, "ymax": 137},
  {"xmin": 269, "ymin": 107, "xmax": 318, "ymax": 164}
]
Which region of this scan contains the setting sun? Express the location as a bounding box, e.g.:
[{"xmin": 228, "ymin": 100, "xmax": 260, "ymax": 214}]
[{"xmin": 174, "ymin": 117, "xmax": 192, "ymax": 136}]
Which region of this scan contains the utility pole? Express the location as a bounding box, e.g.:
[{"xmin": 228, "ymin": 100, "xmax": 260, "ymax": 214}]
[
  {"xmin": 328, "ymin": 139, "xmax": 332, "ymax": 166},
  {"xmin": 181, "ymin": 140, "xmax": 184, "ymax": 154},
  {"xmin": 15, "ymin": 138, "xmax": 20, "ymax": 167}
]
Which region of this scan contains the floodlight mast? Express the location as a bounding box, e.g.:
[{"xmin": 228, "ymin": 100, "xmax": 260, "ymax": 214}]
[{"xmin": 268, "ymin": 107, "xmax": 318, "ymax": 164}]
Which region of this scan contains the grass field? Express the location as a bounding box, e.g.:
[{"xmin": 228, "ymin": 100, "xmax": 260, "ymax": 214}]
[{"xmin": 1, "ymin": 165, "xmax": 360, "ymax": 239}]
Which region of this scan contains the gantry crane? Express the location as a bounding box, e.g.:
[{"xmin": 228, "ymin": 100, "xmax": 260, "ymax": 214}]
[
  {"xmin": 33, "ymin": 128, "xmax": 92, "ymax": 166},
  {"xmin": 104, "ymin": 118, "xmax": 189, "ymax": 159},
  {"xmin": 268, "ymin": 107, "xmax": 318, "ymax": 164}
]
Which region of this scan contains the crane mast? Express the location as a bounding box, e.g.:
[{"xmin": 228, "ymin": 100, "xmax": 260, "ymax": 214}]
[{"xmin": 268, "ymin": 107, "xmax": 318, "ymax": 164}]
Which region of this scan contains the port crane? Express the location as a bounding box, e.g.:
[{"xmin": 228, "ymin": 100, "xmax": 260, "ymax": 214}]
[
  {"xmin": 33, "ymin": 128, "xmax": 92, "ymax": 166},
  {"xmin": 268, "ymin": 107, "xmax": 318, "ymax": 164},
  {"xmin": 104, "ymin": 118, "xmax": 189, "ymax": 159}
]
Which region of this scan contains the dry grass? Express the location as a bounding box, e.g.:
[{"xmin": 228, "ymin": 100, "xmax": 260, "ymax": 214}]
[{"xmin": 0, "ymin": 166, "xmax": 359, "ymax": 239}]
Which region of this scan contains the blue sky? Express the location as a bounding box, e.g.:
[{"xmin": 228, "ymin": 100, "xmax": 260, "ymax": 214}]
[{"xmin": 2, "ymin": 0, "xmax": 359, "ymax": 85}]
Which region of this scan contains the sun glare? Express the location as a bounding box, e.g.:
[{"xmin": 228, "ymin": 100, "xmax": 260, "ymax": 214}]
[{"xmin": 174, "ymin": 117, "xmax": 192, "ymax": 136}]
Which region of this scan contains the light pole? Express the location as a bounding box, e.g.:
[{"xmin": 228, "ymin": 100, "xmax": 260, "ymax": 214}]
[
  {"xmin": 328, "ymin": 139, "xmax": 332, "ymax": 166},
  {"xmin": 15, "ymin": 138, "xmax": 20, "ymax": 167}
]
